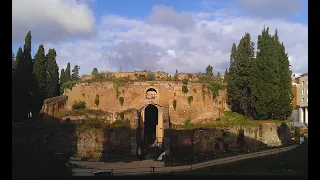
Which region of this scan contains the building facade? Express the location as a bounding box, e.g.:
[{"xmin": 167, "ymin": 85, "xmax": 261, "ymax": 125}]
[{"xmin": 291, "ymin": 73, "xmax": 308, "ymax": 125}]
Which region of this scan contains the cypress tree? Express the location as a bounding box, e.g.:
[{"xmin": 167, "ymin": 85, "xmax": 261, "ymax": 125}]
[
  {"xmin": 216, "ymin": 71, "xmax": 221, "ymax": 79},
  {"xmin": 60, "ymin": 69, "xmax": 66, "ymax": 83},
  {"xmin": 65, "ymin": 62, "xmax": 71, "ymax": 82},
  {"xmin": 273, "ymin": 30, "xmax": 293, "ymax": 119},
  {"xmin": 205, "ymin": 65, "xmax": 213, "ymax": 77},
  {"xmin": 71, "ymin": 65, "xmax": 80, "ymax": 81},
  {"xmin": 250, "ymin": 27, "xmax": 280, "ymax": 119},
  {"xmin": 234, "ymin": 33, "xmax": 255, "ymax": 117},
  {"xmin": 224, "ymin": 69, "xmax": 229, "ymax": 82},
  {"xmin": 12, "ymin": 51, "xmax": 16, "ymax": 74},
  {"xmin": 45, "ymin": 49, "xmax": 60, "ymax": 98},
  {"xmin": 12, "ymin": 47, "xmax": 23, "ymax": 121},
  {"xmin": 33, "ymin": 45, "xmax": 47, "ymax": 101},
  {"xmin": 227, "ymin": 43, "xmax": 240, "ymax": 112},
  {"xmin": 12, "ymin": 31, "xmax": 34, "ymax": 121}
]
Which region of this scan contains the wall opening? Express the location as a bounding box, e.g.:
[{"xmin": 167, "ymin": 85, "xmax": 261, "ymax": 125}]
[{"xmin": 144, "ymin": 104, "xmax": 158, "ymax": 146}]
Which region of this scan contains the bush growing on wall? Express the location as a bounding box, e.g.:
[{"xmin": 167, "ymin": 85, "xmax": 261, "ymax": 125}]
[
  {"xmin": 182, "ymin": 78, "xmax": 189, "ymax": 85},
  {"xmin": 60, "ymin": 81, "xmax": 78, "ymax": 95},
  {"xmin": 173, "ymin": 100, "xmax": 177, "ymax": 110},
  {"xmin": 187, "ymin": 96, "xmax": 193, "ymax": 105},
  {"xmin": 119, "ymin": 97, "xmax": 124, "ymax": 106},
  {"xmin": 95, "ymin": 94, "xmax": 99, "ymax": 106},
  {"xmin": 182, "ymin": 84, "xmax": 188, "ymax": 94},
  {"xmin": 183, "ymin": 119, "xmax": 193, "ymax": 127},
  {"xmin": 146, "ymin": 71, "xmax": 155, "ymax": 81},
  {"xmin": 72, "ymin": 101, "xmax": 86, "ymax": 110}
]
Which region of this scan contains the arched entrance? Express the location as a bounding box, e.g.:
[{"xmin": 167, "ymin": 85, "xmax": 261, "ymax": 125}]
[{"xmin": 144, "ymin": 104, "xmax": 158, "ymax": 145}]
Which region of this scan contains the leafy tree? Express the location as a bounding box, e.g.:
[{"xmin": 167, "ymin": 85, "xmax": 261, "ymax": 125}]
[
  {"xmin": 33, "ymin": 45, "xmax": 47, "ymax": 102},
  {"xmin": 92, "ymin": 68, "xmax": 98, "ymax": 76},
  {"xmin": 250, "ymin": 27, "xmax": 280, "ymax": 119},
  {"xmin": 65, "ymin": 62, "xmax": 71, "ymax": 81},
  {"xmin": 45, "ymin": 49, "xmax": 60, "ymax": 98},
  {"xmin": 71, "ymin": 65, "xmax": 80, "ymax": 81},
  {"xmin": 205, "ymin": 65, "xmax": 213, "ymax": 77},
  {"xmin": 60, "ymin": 69, "xmax": 66, "ymax": 83}
]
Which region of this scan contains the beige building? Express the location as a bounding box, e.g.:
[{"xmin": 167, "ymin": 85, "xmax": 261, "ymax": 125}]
[{"xmin": 291, "ymin": 73, "xmax": 308, "ymax": 125}]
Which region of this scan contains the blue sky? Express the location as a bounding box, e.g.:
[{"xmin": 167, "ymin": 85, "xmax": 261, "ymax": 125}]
[{"xmin": 12, "ymin": 0, "xmax": 308, "ymax": 75}]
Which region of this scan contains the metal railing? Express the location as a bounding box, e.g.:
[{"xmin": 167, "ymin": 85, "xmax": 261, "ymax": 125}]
[{"xmin": 71, "ymin": 145, "xmax": 298, "ymax": 176}]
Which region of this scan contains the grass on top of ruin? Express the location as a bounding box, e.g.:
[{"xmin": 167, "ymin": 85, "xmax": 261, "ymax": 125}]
[{"xmin": 173, "ymin": 111, "xmax": 290, "ymax": 130}]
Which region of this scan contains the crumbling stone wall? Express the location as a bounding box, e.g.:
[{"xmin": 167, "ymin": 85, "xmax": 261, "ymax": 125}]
[
  {"xmin": 164, "ymin": 123, "xmax": 291, "ymax": 153},
  {"xmin": 65, "ymin": 81, "xmax": 229, "ymax": 125}
]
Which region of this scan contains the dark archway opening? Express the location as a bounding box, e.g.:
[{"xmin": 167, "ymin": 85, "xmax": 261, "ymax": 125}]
[{"xmin": 144, "ymin": 104, "xmax": 158, "ymax": 146}]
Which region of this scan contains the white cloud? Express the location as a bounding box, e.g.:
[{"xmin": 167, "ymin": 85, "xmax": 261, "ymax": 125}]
[
  {"xmin": 14, "ymin": 2, "xmax": 308, "ymax": 76},
  {"xmin": 12, "ymin": 0, "xmax": 95, "ymax": 43}
]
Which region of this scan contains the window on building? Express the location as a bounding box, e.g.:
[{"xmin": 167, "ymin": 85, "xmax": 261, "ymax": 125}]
[
  {"xmin": 302, "ymin": 88, "xmax": 304, "ymax": 95},
  {"xmin": 302, "ymin": 98, "xmax": 304, "ymax": 103},
  {"xmin": 307, "ymin": 97, "xmax": 308, "ymax": 103},
  {"xmin": 302, "ymin": 81, "xmax": 304, "ymax": 86}
]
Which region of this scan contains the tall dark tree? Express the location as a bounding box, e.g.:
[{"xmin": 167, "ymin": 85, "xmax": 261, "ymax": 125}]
[
  {"xmin": 12, "ymin": 31, "xmax": 34, "ymax": 121},
  {"xmin": 33, "ymin": 45, "xmax": 47, "ymax": 102},
  {"xmin": 71, "ymin": 65, "xmax": 80, "ymax": 81},
  {"xmin": 234, "ymin": 33, "xmax": 255, "ymax": 117},
  {"xmin": 65, "ymin": 62, "xmax": 71, "ymax": 82},
  {"xmin": 174, "ymin": 69, "xmax": 179, "ymax": 81},
  {"xmin": 250, "ymin": 27, "xmax": 280, "ymax": 119},
  {"xmin": 216, "ymin": 71, "xmax": 221, "ymax": 79},
  {"xmin": 227, "ymin": 43, "xmax": 240, "ymax": 112},
  {"xmin": 12, "ymin": 51, "xmax": 16, "ymax": 74},
  {"xmin": 224, "ymin": 68, "xmax": 229, "ymax": 82},
  {"xmin": 45, "ymin": 49, "xmax": 60, "ymax": 98},
  {"xmin": 60, "ymin": 69, "xmax": 66, "ymax": 83},
  {"xmin": 92, "ymin": 68, "xmax": 98, "ymax": 76},
  {"xmin": 273, "ymin": 30, "xmax": 293, "ymax": 119},
  {"xmin": 205, "ymin": 65, "xmax": 213, "ymax": 77}
]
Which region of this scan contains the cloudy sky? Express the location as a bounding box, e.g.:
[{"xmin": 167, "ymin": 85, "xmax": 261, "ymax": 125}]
[{"xmin": 12, "ymin": 0, "xmax": 308, "ymax": 76}]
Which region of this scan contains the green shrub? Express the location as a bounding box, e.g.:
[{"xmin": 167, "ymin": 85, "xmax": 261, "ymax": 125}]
[
  {"xmin": 146, "ymin": 71, "xmax": 155, "ymax": 81},
  {"xmin": 210, "ymin": 81, "xmax": 223, "ymax": 98},
  {"xmin": 187, "ymin": 96, "xmax": 193, "ymax": 105},
  {"xmin": 182, "ymin": 85, "xmax": 189, "ymax": 94},
  {"xmin": 95, "ymin": 94, "xmax": 99, "ymax": 106},
  {"xmin": 60, "ymin": 81, "xmax": 78, "ymax": 95},
  {"xmin": 111, "ymin": 119, "xmax": 131, "ymax": 129},
  {"xmin": 119, "ymin": 112, "xmax": 124, "ymax": 120},
  {"xmin": 119, "ymin": 97, "xmax": 124, "ymax": 106},
  {"xmin": 72, "ymin": 101, "xmax": 86, "ymax": 110},
  {"xmin": 182, "ymin": 78, "xmax": 189, "ymax": 85},
  {"xmin": 173, "ymin": 100, "xmax": 177, "ymax": 110},
  {"xmin": 183, "ymin": 120, "xmax": 193, "ymax": 127}
]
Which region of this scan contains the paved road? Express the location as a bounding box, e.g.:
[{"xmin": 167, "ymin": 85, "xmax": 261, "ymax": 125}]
[{"xmin": 71, "ymin": 145, "xmax": 298, "ymax": 176}]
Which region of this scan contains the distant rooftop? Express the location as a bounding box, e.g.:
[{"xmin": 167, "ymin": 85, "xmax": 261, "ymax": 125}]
[{"xmin": 300, "ymin": 73, "xmax": 308, "ymax": 77}]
